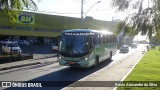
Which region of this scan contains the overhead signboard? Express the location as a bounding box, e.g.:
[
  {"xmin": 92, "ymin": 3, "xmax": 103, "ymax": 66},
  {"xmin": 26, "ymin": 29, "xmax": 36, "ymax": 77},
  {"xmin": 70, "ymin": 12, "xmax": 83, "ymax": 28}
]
[{"xmin": 17, "ymin": 13, "xmax": 35, "ymax": 24}]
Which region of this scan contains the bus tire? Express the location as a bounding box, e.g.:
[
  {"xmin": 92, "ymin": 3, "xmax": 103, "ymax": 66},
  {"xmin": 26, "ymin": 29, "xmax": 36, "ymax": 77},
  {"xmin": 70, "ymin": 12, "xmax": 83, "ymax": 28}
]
[
  {"xmin": 94, "ymin": 56, "xmax": 99, "ymax": 67},
  {"xmin": 109, "ymin": 51, "xmax": 112, "ymax": 60}
]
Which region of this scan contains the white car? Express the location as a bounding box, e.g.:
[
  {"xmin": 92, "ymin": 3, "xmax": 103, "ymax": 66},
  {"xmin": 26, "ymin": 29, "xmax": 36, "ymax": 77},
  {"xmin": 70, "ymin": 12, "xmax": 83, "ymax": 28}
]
[
  {"xmin": 2, "ymin": 42, "xmax": 22, "ymax": 55},
  {"xmin": 51, "ymin": 43, "xmax": 58, "ymax": 51}
]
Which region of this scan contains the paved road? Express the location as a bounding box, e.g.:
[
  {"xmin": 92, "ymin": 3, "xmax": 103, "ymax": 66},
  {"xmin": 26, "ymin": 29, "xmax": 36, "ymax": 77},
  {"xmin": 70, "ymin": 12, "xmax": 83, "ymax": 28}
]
[{"xmin": 0, "ymin": 44, "xmax": 146, "ymax": 90}]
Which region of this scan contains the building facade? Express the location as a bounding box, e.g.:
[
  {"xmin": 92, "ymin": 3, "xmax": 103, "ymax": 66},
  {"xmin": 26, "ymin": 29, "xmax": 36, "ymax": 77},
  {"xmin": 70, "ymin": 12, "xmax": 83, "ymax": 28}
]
[{"xmin": 0, "ymin": 11, "xmax": 117, "ymax": 45}]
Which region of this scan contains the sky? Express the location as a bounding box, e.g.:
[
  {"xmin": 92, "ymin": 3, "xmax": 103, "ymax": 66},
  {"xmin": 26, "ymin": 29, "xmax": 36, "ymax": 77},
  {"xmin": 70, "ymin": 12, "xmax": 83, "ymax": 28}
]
[{"xmin": 33, "ymin": 0, "xmax": 127, "ymax": 21}]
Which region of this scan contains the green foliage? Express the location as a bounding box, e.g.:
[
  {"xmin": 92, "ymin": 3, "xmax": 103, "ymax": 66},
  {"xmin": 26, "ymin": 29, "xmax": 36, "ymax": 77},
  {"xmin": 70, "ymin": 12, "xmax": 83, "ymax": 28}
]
[
  {"xmin": 111, "ymin": 0, "xmax": 160, "ymax": 39},
  {"xmin": 153, "ymin": 12, "xmax": 160, "ymax": 41},
  {"xmin": 111, "ymin": 0, "xmax": 131, "ymax": 11},
  {"xmin": 114, "ymin": 21, "xmax": 125, "ymax": 34},
  {"xmin": 115, "ymin": 21, "xmax": 137, "ymax": 36}
]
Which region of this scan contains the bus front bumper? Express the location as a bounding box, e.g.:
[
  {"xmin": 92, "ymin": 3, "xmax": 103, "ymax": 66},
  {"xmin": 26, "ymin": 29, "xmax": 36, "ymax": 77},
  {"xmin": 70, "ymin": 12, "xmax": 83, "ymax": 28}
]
[{"xmin": 59, "ymin": 59, "xmax": 89, "ymax": 67}]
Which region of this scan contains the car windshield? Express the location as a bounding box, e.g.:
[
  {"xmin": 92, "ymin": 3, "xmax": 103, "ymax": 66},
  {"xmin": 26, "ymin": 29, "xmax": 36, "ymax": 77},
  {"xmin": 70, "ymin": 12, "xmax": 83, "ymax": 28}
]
[
  {"xmin": 121, "ymin": 45, "xmax": 128, "ymax": 48},
  {"xmin": 60, "ymin": 34, "xmax": 90, "ymax": 57}
]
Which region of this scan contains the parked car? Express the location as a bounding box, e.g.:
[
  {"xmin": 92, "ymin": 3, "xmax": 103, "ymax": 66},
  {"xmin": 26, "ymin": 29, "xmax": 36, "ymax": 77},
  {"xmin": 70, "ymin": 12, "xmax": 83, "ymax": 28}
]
[
  {"xmin": 0, "ymin": 39, "xmax": 11, "ymax": 45},
  {"xmin": 120, "ymin": 45, "xmax": 129, "ymax": 53},
  {"xmin": 11, "ymin": 40, "xmax": 18, "ymax": 44},
  {"xmin": 131, "ymin": 43, "xmax": 137, "ymax": 48},
  {"xmin": 2, "ymin": 42, "xmax": 22, "ymax": 55},
  {"xmin": 51, "ymin": 43, "xmax": 58, "ymax": 51},
  {"xmin": 18, "ymin": 40, "xmax": 30, "ymax": 46}
]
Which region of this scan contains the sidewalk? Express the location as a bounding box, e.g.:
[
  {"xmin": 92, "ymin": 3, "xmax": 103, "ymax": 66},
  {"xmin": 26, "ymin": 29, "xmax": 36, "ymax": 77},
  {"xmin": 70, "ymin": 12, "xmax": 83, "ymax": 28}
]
[
  {"xmin": 0, "ymin": 55, "xmax": 58, "ymax": 71},
  {"xmin": 63, "ymin": 48, "xmax": 145, "ymax": 90}
]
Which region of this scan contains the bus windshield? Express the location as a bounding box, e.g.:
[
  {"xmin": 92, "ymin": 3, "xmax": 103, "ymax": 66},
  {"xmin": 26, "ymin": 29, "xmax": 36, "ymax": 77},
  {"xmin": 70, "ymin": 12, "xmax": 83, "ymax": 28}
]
[{"xmin": 60, "ymin": 35, "xmax": 90, "ymax": 57}]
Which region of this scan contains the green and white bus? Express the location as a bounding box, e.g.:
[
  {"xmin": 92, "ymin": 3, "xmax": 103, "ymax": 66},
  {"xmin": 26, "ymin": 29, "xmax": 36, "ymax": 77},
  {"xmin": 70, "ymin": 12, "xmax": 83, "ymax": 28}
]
[{"xmin": 58, "ymin": 29, "xmax": 117, "ymax": 67}]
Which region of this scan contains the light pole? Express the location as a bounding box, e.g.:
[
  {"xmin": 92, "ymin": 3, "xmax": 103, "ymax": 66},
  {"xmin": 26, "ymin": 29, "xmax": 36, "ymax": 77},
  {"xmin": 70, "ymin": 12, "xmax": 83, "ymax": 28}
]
[
  {"xmin": 80, "ymin": 0, "xmax": 101, "ymax": 28},
  {"xmin": 80, "ymin": 0, "xmax": 84, "ymax": 29}
]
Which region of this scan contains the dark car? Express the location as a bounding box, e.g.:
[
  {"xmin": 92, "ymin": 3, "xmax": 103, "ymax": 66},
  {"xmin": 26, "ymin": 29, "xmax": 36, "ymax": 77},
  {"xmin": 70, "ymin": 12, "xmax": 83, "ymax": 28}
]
[
  {"xmin": 18, "ymin": 40, "xmax": 30, "ymax": 47},
  {"xmin": 131, "ymin": 43, "xmax": 137, "ymax": 48},
  {"xmin": 120, "ymin": 45, "xmax": 129, "ymax": 53}
]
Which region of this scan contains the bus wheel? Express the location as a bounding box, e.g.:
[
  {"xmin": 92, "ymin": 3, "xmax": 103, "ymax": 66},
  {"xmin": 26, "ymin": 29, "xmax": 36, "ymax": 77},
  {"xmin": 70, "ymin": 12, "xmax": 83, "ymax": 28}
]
[
  {"xmin": 94, "ymin": 56, "xmax": 99, "ymax": 67},
  {"xmin": 109, "ymin": 51, "xmax": 112, "ymax": 60}
]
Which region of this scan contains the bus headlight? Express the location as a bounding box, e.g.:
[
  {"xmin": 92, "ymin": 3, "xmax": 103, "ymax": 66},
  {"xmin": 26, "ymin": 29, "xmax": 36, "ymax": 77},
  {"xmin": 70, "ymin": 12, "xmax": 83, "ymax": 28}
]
[
  {"xmin": 58, "ymin": 56, "xmax": 62, "ymax": 59},
  {"xmin": 80, "ymin": 57, "xmax": 88, "ymax": 60}
]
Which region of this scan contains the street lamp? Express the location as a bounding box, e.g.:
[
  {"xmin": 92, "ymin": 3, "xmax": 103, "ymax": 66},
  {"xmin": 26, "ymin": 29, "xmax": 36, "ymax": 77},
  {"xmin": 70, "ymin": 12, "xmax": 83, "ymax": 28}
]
[
  {"xmin": 80, "ymin": 0, "xmax": 101, "ymax": 28},
  {"xmin": 80, "ymin": 0, "xmax": 84, "ymax": 28}
]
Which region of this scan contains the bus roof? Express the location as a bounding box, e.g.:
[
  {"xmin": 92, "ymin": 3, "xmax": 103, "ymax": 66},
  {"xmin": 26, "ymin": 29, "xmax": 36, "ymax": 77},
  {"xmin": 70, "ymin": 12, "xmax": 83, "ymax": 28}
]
[{"xmin": 63, "ymin": 29, "xmax": 113, "ymax": 34}]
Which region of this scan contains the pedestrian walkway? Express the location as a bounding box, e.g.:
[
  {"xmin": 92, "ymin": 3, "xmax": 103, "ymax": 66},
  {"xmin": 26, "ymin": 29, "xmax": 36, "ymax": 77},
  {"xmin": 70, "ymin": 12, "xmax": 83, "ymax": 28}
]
[{"xmin": 63, "ymin": 48, "xmax": 145, "ymax": 90}]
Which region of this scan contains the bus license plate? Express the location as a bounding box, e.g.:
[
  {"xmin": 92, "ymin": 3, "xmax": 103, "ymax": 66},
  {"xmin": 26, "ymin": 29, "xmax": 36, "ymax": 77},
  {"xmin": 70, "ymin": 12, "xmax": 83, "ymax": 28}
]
[{"xmin": 68, "ymin": 62, "xmax": 75, "ymax": 64}]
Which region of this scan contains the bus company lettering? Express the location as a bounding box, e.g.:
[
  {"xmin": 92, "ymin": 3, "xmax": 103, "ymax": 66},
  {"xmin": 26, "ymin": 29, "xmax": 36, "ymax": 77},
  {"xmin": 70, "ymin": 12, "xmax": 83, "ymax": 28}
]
[{"xmin": 65, "ymin": 32, "xmax": 94, "ymax": 35}]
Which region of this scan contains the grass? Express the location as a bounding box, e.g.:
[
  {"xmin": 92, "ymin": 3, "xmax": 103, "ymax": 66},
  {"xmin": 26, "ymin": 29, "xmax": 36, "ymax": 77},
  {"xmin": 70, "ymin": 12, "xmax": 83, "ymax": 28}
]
[{"xmin": 117, "ymin": 46, "xmax": 160, "ymax": 90}]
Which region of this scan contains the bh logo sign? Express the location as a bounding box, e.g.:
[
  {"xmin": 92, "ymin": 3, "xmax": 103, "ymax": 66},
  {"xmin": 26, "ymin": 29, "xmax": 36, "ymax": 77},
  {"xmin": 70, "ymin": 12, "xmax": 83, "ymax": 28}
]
[{"xmin": 17, "ymin": 13, "xmax": 34, "ymax": 24}]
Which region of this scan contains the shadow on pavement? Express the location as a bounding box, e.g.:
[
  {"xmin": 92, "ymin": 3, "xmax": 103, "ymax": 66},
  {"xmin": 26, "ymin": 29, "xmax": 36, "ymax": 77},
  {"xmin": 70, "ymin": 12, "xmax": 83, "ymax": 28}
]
[{"xmin": 5, "ymin": 59, "xmax": 113, "ymax": 90}]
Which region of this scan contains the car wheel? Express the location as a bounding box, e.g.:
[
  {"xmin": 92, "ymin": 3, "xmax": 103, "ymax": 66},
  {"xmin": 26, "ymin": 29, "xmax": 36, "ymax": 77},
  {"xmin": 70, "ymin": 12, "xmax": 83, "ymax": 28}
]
[{"xmin": 18, "ymin": 52, "xmax": 21, "ymax": 56}]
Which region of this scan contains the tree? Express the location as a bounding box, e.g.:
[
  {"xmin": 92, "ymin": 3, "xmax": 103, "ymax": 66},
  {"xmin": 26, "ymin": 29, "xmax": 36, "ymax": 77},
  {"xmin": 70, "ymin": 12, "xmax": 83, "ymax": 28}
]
[
  {"xmin": 111, "ymin": 0, "xmax": 160, "ymax": 39},
  {"xmin": 114, "ymin": 21, "xmax": 137, "ymax": 36},
  {"xmin": 0, "ymin": 0, "xmax": 37, "ymax": 22}
]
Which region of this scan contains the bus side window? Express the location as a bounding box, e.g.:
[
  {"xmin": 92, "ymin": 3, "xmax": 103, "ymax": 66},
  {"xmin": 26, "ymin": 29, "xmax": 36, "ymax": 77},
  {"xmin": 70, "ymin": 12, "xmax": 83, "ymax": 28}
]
[
  {"xmin": 100, "ymin": 35, "xmax": 103, "ymax": 44},
  {"xmin": 105, "ymin": 35, "xmax": 108, "ymax": 44},
  {"xmin": 95, "ymin": 34, "xmax": 99, "ymax": 45},
  {"xmin": 110, "ymin": 35, "xmax": 113, "ymax": 43},
  {"xmin": 110, "ymin": 35, "xmax": 112, "ymax": 43},
  {"xmin": 113, "ymin": 35, "xmax": 115, "ymax": 42},
  {"xmin": 104, "ymin": 35, "xmax": 106, "ymax": 44},
  {"xmin": 107, "ymin": 35, "xmax": 110, "ymax": 43},
  {"xmin": 114, "ymin": 36, "xmax": 117, "ymax": 42},
  {"xmin": 98, "ymin": 35, "xmax": 101, "ymax": 44}
]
